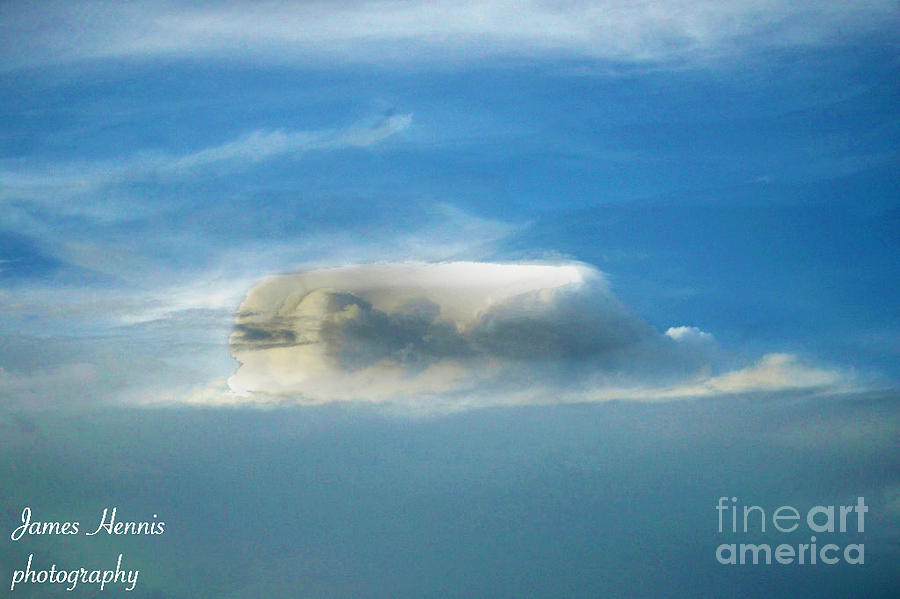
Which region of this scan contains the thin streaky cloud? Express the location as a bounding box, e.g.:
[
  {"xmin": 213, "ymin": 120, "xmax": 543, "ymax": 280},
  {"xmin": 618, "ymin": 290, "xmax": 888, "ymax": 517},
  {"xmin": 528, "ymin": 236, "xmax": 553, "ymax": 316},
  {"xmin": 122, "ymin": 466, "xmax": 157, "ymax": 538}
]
[
  {"xmin": 167, "ymin": 113, "xmax": 412, "ymax": 172},
  {"xmin": 1, "ymin": 1, "xmax": 895, "ymax": 71},
  {"xmin": 0, "ymin": 113, "xmax": 411, "ymax": 205}
]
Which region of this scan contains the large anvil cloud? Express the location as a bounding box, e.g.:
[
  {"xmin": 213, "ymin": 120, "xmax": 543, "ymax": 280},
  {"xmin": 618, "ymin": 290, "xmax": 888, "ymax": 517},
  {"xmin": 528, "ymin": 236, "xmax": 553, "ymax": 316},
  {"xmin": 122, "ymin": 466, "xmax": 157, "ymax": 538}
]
[{"xmin": 224, "ymin": 262, "xmax": 843, "ymax": 408}]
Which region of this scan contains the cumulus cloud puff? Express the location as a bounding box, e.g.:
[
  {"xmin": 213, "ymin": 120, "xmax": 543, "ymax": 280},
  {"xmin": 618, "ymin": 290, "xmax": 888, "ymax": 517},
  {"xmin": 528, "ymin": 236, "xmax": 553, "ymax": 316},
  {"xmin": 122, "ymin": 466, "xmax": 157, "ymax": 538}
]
[
  {"xmin": 217, "ymin": 262, "xmax": 849, "ymax": 409},
  {"xmin": 665, "ymin": 326, "xmax": 713, "ymax": 343}
]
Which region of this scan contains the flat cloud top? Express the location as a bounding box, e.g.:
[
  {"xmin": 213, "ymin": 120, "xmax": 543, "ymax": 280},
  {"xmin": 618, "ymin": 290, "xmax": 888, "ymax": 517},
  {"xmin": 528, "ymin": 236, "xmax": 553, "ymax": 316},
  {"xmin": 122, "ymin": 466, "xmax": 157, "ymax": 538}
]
[{"xmin": 235, "ymin": 261, "xmax": 595, "ymax": 330}]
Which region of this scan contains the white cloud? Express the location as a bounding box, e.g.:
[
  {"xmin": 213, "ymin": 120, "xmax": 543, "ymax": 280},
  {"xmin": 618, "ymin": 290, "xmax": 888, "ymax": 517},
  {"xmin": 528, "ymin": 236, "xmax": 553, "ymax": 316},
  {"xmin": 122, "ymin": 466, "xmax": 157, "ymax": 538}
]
[
  {"xmin": 665, "ymin": 325, "xmax": 713, "ymax": 343},
  {"xmin": 635, "ymin": 352, "xmax": 850, "ymax": 400},
  {"xmin": 463, "ymin": 352, "xmax": 853, "ymax": 407},
  {"xmin": 0, "ymin": 113, "xmax": 411, "ymax": 211},
  {"xmin": 225, "ymin": 261, "xmax": 653, "ymax": 403},
  {"xmin": 1, "ymin": 1, "xmax": 893, "ymax": 71},
  {"xmin": 690, "ymin": 352, "xmax": 845, "ymax": 394},
  {"xmin": 165, "ymin": 113, "xmax": 411, "ymax": 173},
  {"xmin": 182, "ymin": 261, "xmax": 853, "ymax": 410}
]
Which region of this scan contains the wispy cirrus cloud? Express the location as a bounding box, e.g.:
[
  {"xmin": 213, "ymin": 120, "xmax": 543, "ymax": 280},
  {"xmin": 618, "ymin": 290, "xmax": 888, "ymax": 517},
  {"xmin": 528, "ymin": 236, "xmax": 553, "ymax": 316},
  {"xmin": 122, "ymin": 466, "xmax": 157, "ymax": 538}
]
[
  {"xmin": 1, "ymin": 1, "xmax": 894, "ymax": 71},
  {"xmin": 0, "ymin": 113, "xmax": 411, "ymax": 208},
  {"xmin": 166, "ymin": 113, "xmax": 412, "ymax": 172}
]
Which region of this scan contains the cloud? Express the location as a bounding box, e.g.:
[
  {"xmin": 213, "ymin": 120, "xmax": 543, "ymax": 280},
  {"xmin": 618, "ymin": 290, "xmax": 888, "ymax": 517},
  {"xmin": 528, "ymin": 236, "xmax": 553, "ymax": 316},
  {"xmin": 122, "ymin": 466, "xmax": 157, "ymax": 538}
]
[
  {"xmin": 0, "ymin": 364, "xmax": 96, "ymax": 408},
  {"xmin": 197, "ymin": 261, "xmax": 852, "ymax": 410},
  {"xmin": 1, "ymin": 1, "xmax": 894, "ymax": 71},
  {"xmin": 164, "ymin": 113, "xmax": 411, "ymax": 173},
  {"xmin": 665, "ymin": 325, "xmax": 713, "ymax": 343},
  {"xmin": 687, "ymin": 352, "xmax": 845, "ymax": 394},
  {"xmin": 0, "ymin": 113, "xmax": 411, "ymax": 212},
  {"xmin": 0, "ymin": 111, "xmax": 417, "ymax": 286},
  {"xmin": 225, "ymin": 261, "xmax": 654, "ymax": 403},
  {"xmin": 622, "ymin": 352, "xmax": 851, "ymax": 400},
  {"xmin": 225, "ymin": 261, "xmax": 637, "ymax": 402}
]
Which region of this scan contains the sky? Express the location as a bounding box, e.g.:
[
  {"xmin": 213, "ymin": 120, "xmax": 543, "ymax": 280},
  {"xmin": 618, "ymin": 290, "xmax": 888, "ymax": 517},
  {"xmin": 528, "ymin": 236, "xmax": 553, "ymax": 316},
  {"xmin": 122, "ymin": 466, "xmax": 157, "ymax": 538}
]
[{"xmin": 1, "ymin": 1, "xmax": 899, "ymax": 597}]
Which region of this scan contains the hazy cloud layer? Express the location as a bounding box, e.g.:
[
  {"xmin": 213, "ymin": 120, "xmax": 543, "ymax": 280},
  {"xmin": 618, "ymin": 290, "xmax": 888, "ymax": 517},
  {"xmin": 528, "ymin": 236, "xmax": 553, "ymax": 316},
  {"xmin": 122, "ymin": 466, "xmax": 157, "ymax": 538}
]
[
  {"xmin": 0, "ymin": 363, "xmax": 96, "ymax": 405},
  {"xmin": 2, "ymin": 1, "xmax": 894, "ymax": 71},
  {"xmin": 214, "ymin": 262, "xmax": 849, "ymax": 409}
]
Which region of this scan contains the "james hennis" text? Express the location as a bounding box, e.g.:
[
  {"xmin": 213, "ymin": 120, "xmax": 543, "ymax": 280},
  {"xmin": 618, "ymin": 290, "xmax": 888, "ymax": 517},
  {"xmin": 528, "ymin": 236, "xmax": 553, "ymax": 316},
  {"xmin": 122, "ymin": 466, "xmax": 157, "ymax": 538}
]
[{"xmin": 11, "ymin": 506, "xmax": 165, "ymax": 540}]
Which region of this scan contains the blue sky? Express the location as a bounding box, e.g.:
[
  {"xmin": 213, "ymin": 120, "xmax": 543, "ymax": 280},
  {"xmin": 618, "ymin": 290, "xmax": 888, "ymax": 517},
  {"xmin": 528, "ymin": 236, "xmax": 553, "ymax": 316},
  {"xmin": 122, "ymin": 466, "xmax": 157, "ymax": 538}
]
[{"xmin": 1, "ymin": 1, "xmax": 899, "ymax": 597}]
